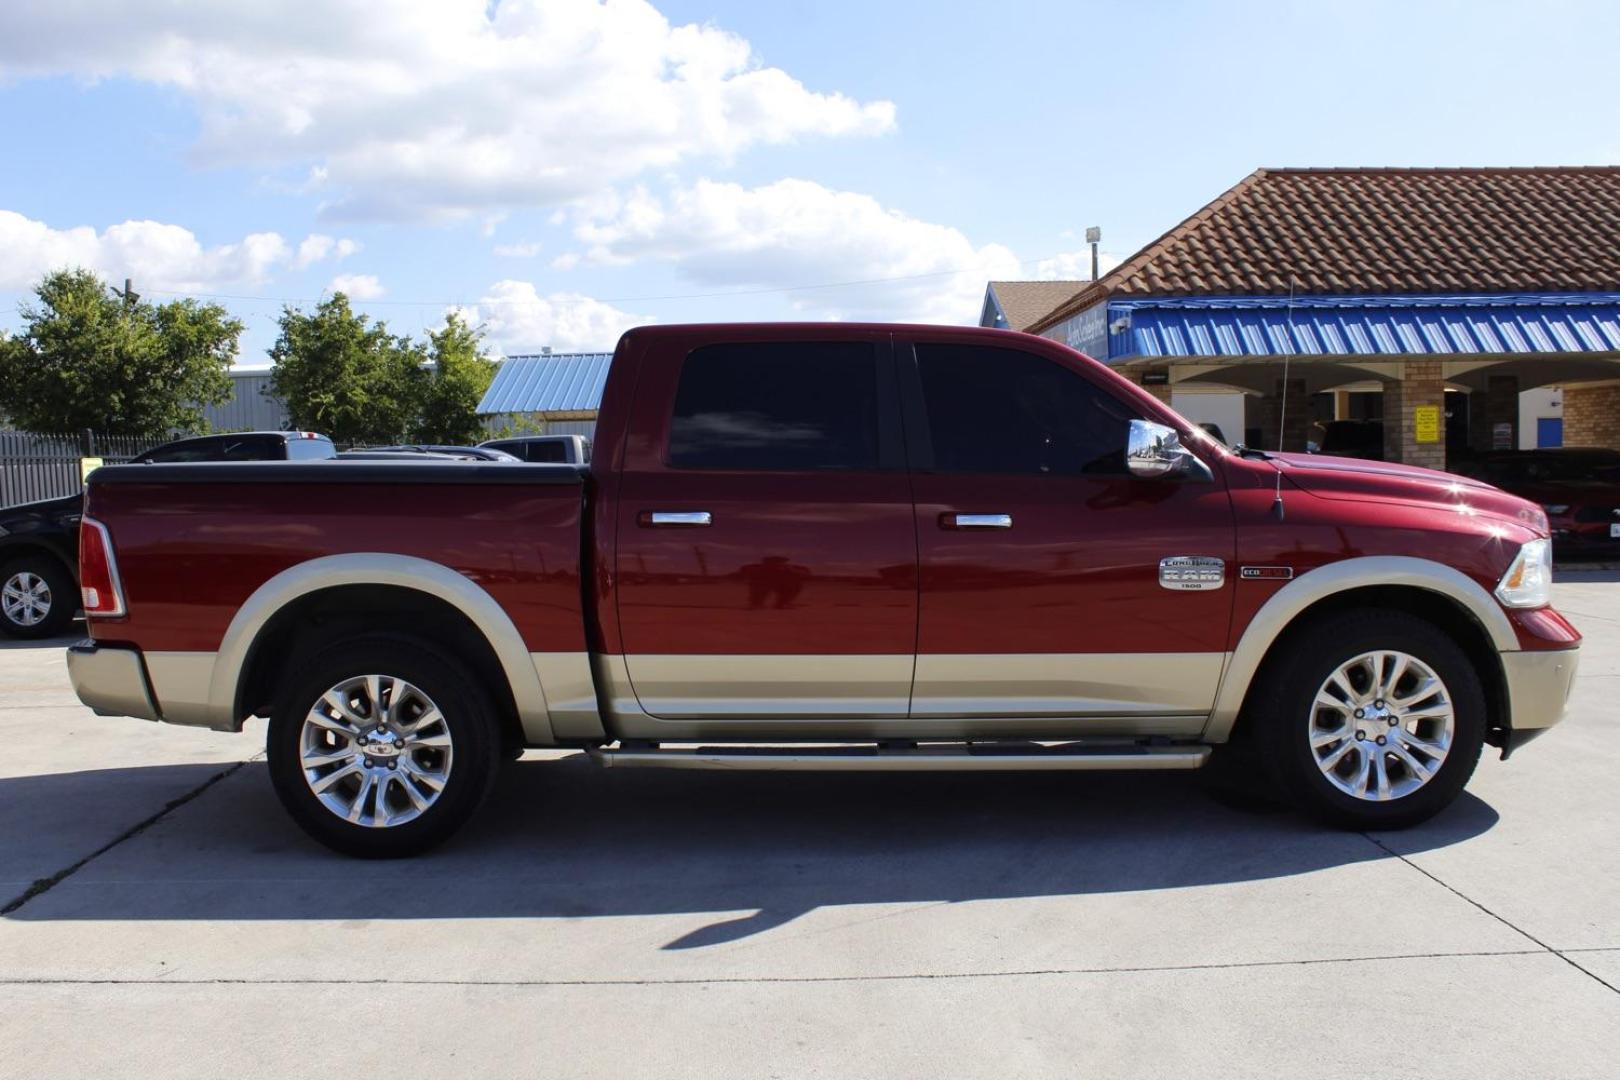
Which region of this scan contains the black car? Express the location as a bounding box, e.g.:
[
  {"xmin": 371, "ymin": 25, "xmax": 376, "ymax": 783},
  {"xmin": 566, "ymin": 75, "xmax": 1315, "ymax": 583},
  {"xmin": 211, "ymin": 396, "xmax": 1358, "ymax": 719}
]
[{"xmin": 0, "ymin": 431, "xmax": 334, "ymax": 637}]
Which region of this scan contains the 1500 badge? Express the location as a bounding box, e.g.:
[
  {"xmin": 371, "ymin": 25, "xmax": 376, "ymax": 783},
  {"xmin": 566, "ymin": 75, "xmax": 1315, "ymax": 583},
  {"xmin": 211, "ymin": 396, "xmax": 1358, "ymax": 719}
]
[{"xmin": 1158, "ymin": 556, "xmax": 1225, "ymax": 591}]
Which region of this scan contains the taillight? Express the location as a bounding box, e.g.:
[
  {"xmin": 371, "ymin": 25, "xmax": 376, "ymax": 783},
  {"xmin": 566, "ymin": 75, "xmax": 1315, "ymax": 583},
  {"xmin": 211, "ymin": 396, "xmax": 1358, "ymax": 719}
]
[{"xmin": 79, "ymin": 517, "xmax": 126, "ymax": 617}]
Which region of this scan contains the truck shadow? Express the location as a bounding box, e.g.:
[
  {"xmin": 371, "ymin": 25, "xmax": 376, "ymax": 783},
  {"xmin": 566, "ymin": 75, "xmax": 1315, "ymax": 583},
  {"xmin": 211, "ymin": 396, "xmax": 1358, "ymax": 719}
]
[{"xmin": 0, "ymin": 754, "xmax": 1499, "ymax": 947}]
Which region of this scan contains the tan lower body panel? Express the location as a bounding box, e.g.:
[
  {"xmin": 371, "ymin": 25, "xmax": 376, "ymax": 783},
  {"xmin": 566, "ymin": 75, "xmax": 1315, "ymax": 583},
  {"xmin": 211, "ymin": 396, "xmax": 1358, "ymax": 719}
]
[
  {"xmin": 597, "ymin": 652, "xmax": 1216, "ymax": 741},
  {"xmin": 911, "ymin": 652, "xmax": 1226, "ymax": 719}
]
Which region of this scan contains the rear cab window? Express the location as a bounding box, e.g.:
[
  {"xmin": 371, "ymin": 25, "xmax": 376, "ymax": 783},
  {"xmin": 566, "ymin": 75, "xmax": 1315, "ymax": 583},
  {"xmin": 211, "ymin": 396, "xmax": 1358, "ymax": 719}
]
[{"xmin": 667, "ymin": 342, "xmax": 882, "ymax": 471}]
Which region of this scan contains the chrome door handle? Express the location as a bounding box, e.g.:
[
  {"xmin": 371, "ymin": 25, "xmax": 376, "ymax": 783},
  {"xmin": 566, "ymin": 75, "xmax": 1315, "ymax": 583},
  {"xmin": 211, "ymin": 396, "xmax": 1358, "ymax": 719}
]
[
  {"xmin": 643, "ymin": 511, "xmax": 712, "ymax": 527},
  {"xmin": 943, "ymin": 513, "xmax": 1012, "ymax": 529}
]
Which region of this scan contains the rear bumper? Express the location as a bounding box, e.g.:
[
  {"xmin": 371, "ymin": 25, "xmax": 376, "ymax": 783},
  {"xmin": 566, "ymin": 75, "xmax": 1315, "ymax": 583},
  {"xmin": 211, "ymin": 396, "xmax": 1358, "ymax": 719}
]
[
  {"xmin": 66, "ymin": 640, "xmax": 161, "ymax": 722},
  {"xmin": 1499, "ymin": 647, "xmax": 1579, "ymax": 758}
]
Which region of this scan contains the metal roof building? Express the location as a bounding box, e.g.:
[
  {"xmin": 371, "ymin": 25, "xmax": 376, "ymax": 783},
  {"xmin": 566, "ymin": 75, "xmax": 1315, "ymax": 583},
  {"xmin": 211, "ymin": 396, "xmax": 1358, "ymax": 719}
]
[
  {"xmin": 476, "ymin": 352, "xmax": 615, "ymax": 437},
  {"xmin": 200, "ymin": 368, "xmax": 289, "ymax": 432}
]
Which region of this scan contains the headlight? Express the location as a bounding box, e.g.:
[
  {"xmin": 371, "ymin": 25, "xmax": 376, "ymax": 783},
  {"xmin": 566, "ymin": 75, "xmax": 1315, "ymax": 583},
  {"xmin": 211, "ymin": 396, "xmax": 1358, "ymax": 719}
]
[
  {"xmin": 1542, "ymin": 504, "xmax": 1570, "ymax": 515},
  {"xmin": 1495, "ymin": 538, "xmax": 1552, "ymax": 609}
]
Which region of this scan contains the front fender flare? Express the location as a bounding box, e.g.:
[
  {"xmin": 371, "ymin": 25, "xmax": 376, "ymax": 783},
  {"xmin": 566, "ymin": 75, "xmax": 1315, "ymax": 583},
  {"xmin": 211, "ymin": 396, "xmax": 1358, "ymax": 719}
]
[{"xmin": 1204, "ymin": 556, "xmax": 1515, "ymax": 742}]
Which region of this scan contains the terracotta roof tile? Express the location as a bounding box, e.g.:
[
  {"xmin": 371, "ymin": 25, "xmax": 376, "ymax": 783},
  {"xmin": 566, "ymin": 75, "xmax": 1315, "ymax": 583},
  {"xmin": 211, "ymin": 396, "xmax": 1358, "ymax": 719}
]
[{"xmin": 1029, "ymin": 166, "xmax": 1620, "ymax": 333}]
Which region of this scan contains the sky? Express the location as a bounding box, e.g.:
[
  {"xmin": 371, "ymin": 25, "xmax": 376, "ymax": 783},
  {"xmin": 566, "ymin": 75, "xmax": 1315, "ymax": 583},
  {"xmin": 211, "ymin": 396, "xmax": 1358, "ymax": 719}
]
[{"xmin": 1, "ymin": 0, "xmax": 1618, "ymax": 365}]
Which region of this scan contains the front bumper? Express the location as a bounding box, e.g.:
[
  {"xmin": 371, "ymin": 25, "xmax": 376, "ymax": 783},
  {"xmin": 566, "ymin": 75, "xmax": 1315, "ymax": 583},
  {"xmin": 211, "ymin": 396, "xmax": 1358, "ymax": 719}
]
[
  {"xmin": 1498, "ymin": 647, "xmax": 1580, "ymax": 758},
  {"xmin": 66, "ymin": 640, "xmax": 161, "ymax": 722}
]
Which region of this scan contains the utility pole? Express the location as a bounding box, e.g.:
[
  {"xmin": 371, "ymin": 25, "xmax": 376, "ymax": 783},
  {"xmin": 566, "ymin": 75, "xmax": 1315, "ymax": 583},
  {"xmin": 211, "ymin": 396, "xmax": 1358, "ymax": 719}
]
[
  {"xmin": 109, "ymin": 278, "xmax": 139, "ymax": 307},
  {"xmin": 1085, "ymin": 227, "xmax": 1102, "ymax": 282}
]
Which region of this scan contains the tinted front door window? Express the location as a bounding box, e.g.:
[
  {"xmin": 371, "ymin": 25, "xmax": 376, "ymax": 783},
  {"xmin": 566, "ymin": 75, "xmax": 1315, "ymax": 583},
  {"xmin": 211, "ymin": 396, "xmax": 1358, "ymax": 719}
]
[{"xmin": 915, "ymin": 343, "xmax": 1134, "ymax": 475}]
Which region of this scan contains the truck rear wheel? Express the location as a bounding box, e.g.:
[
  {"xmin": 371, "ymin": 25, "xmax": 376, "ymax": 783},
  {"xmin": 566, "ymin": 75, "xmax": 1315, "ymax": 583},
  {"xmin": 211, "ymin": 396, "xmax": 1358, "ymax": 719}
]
[
  {"xmin": 266, "ymin": 635, "xmax": 500, "ymax": 857},
  {"xmin": 1252, "ymin": 611, "xmax": 1485, "ymax": 830}
]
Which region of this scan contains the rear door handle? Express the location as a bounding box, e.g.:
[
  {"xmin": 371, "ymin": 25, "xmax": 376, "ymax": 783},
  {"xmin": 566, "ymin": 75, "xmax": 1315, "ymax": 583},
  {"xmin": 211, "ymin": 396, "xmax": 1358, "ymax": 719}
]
[
  {"xmin": 941, "ymin": 513, "xmax": 1012, "ymax": 529},
  {"xmin": 642, "ymin": 511, "xmax": 713, "ymax": 527}
]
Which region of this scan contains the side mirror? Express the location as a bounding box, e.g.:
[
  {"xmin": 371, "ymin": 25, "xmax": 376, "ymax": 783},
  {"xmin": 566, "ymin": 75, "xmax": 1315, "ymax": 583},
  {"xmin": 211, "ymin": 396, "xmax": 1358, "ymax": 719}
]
[{"xmin": 1126, "ymin": 419, "xmax": 1208, "ymax": 480}]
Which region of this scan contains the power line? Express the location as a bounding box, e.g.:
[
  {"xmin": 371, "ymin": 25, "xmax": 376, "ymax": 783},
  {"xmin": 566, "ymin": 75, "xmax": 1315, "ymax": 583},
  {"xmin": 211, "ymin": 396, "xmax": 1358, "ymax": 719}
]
[{"xmin": 135, "ymin": 251, "xmax": 1082, "ymax": 309}]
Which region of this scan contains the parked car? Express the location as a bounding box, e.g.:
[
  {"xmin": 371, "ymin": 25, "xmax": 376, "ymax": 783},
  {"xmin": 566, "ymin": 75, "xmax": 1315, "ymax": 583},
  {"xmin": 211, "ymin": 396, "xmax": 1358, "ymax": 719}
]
[
  {"xmin": 343, "ymin": 445, "xmax": 520, "ymax": 462},
  {"xmin": 1, "ymin": 430, "xmax": 333, "ymax": 637},
  {"xmin": 1315, "ymin": 419, "xmax": 1385, "ymax": 460},
  {"xmin": 1451, "ymin": 448, "xmax": 1620, "ymax": 559},
  {"xmin": 66, "ymin": 324, "xmax": 1579, "ymax": 855},
  {"xmin": 479, "ymin": 434, "xmax": 591, "ymax": 464}
]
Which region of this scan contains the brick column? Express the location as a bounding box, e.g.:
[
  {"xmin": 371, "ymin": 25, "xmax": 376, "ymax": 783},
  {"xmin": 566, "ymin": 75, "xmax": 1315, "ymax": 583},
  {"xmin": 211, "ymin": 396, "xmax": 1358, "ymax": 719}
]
[
  {"xmin": 1383, "ymin": 359, "xmax": 1446, "ymax": 470},
  {"xmin": 1252, "ymin": 377, "xmax": 1310, "ymax": 451},
  {"xmin": 1562, "ymin": 383, "xmax": 1620, "ymax": 448},
  {"xmin": 1466, "ymin": 374, "xmax": 1519, "ymax": 453}
]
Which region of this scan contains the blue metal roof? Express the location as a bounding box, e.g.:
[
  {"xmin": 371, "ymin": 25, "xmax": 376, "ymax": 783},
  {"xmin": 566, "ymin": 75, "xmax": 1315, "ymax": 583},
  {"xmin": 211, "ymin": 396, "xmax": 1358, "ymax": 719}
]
[
  {"xmin": 1109, "ymin": 293, "xmax": 1620, "ymax": 362},
  {"xmin": 476, "ymin": 352, "xmax": 615, "ymax": 415}
]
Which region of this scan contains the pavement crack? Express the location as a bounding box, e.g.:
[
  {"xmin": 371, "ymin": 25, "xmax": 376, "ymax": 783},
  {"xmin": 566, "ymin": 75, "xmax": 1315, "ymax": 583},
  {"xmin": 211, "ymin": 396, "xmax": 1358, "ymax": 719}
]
[
  {"xmin": 0, "ymin": 949, "xmax": 1553, "ymax": 990},
  {"xmin": 1361, "ymin": 831, "xmax": 1620, "ymax": 996},
  {"xmin": 1, "ymin": 756, "xmax": 258, "ymax": 917}
]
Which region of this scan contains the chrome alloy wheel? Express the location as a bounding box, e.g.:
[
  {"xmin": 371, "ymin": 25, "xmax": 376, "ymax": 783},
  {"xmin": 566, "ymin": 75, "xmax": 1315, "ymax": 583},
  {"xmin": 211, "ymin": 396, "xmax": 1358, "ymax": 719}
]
[
  {"xmin": 300, "ymin": 674, "xmax": 454, "ymax": 828},
  {"xmin": 1, "ymin": 571, "xmax": 51, "ymax": 628},
  {"xmin": 1308, "ymin": 650, "xmax": 1455, "ymax": 802}
]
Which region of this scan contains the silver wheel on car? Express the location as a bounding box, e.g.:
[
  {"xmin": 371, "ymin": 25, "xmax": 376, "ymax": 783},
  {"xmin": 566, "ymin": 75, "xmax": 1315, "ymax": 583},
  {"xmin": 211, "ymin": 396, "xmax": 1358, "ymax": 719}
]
[
  {"xmin": 300, "ymin": 674, "xmax": 454, "ymax": 828},
  {"xmin": 1308, "ymin": 650, "xmax": 1454, "ymax": 802},
  {"xmin": 2, "ymin": 570, "xmax": 51, "ymax": 628}
]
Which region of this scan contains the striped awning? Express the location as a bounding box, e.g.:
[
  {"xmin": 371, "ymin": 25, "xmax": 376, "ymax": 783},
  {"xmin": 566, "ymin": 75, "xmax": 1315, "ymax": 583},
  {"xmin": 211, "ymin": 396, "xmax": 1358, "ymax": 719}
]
[{"xmin": 1109, "ymin": 293, "xmax": 1620, "ymax": 362}]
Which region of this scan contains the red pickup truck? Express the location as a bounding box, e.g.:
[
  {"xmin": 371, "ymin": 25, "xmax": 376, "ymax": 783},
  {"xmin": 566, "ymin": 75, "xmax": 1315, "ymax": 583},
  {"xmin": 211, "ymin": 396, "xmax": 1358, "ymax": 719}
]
[{"xmin": 67, "ymin": 324, "xmax": 1581, "ymax": 856}]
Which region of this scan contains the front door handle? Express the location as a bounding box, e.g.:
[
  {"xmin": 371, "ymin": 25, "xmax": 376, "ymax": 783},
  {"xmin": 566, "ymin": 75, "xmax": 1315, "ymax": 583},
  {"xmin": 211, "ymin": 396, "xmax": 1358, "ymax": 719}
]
[
  {"xmin": 941, "ymin": 512, "xmax": 1013, "ymax": 529},
  {"xmin": 642, "ymin": 510, "xmax": 713, "ymax": 527}
]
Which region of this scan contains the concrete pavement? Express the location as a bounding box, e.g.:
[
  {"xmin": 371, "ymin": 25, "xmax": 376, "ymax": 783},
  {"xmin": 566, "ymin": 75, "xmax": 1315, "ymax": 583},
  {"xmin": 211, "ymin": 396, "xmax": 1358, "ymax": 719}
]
[{"xmin": 1, "ymin": 578, "xmax": 1617, "ymax": 1077}]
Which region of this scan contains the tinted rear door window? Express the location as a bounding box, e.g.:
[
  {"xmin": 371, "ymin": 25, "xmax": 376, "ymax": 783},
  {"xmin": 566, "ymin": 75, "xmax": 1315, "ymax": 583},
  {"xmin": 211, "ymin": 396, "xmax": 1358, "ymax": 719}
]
[
  {"xmin": 914, "ymin": 344, "xmax": 1136, "ymax": 476},
  {"xmin": 669, "ymin": 342, "xmax": 879, "ymax": 471}
]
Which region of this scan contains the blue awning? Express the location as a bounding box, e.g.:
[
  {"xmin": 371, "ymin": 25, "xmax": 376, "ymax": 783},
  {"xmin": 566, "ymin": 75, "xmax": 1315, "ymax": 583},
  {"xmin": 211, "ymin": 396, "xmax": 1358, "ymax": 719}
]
[
  {"xmin": 1109, "ymin": 293, "xmax": 1620, "ymax": 362},
  {"xmin": 476, "ymin": 352, "xmax": 615, "ymax": 415}
]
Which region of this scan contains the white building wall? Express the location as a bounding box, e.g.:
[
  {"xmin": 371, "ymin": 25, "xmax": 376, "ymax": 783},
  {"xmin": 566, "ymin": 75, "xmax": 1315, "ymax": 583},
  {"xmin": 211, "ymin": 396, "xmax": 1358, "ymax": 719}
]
[
  {"xmin": 200, "ymin": 370, "xmax": 289, "ymax": 432},
  {"xmin": 1518, "ymin": 386, "xmax": 1562, "ymax": 449},
  {"xmin": 1171, "ymin": 390, "xmax": 1247, "ymax": 446}
]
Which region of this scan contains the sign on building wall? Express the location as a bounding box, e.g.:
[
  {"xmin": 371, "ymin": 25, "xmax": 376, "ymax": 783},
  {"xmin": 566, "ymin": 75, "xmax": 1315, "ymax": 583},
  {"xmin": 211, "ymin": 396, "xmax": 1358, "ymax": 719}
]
[
  {"xmin": 1044, "ymin": 301, "xmax": 1109, "ymax": 360},
  {"xmin": 1414, "ymin": 404, "xmax": 1442, "ymax": 444}
]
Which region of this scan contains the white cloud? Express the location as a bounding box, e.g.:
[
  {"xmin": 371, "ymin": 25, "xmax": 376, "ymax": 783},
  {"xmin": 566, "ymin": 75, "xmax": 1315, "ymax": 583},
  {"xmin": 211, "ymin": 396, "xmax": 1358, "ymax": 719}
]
[
  {"xmin": 566, "ymin": 178, "xmax": 1023, "ymax": 323},
  {"xmin": 454, "ymin": 280, "xmax": 646, "ymax": 355},
  {"xmin": 1032, "ymin": 249, "xmax": 1123, "ymax": 281},
  {"xmin": 329, "ymin": 273, "xmax": 386, "ymax": 300},
  {"xmin": 0, "ymin": 209, "xmax": 303, "ymax": 292},
  {"xmin": 295, "ymin": 234, "xmax": 361, "ymax": 269},
  {"xmin": 0, "ymin": 0, "xmax": 896, "ymax": 222},
  {"xmin": 493, "ymin": 241, "xmax": 543, "ymax": 258}
]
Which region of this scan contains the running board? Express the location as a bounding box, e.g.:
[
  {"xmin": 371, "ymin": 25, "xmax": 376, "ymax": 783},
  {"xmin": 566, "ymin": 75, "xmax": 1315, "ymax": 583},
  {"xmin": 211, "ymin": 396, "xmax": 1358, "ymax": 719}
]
[{"xmin": 588, "ymin": 742, "xmax": 1211, "ymax": 772}]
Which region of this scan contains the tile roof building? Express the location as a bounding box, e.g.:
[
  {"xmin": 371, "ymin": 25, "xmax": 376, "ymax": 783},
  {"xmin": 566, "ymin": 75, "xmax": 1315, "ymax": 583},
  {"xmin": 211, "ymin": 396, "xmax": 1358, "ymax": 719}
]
[{"xmin": 1000, "ymin": 167, "xmax": 1620, "ymax": 468}]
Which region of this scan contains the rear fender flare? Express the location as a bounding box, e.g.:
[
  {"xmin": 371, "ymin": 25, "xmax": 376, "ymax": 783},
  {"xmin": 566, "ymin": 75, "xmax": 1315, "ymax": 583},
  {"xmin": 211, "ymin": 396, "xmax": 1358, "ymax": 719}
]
[{"xmin": 211, "ymin": 553, "xmax": 555, "ymax": 743}]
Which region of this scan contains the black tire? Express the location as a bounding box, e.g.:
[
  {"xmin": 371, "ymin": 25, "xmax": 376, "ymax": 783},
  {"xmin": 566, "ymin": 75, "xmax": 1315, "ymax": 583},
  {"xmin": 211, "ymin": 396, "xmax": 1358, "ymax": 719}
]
[
  {"xmin": 0, "ymin": 553, "xmax": 77, "ymax": 639},
  {"xmin": 266, "ymin": 635, "xmax": 501, "ymax": 857},
  {"xmin": 1250, "ymin": 611, "xmax": 1486, "ymax": 830}
]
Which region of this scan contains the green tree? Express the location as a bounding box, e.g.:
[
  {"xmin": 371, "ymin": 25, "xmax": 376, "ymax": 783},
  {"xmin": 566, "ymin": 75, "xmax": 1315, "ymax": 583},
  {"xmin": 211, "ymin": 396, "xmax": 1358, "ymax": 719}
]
[
  {"xmin": 412, "ymin": 311, "xmax": 496, "ymax": 444},
  {"xmin": 268, "ymin": 293, "xmax": 427, "ymax": 445},
  {"xmin": 0, "ymin": 268, "xmax": 239, "ymax": 436}
]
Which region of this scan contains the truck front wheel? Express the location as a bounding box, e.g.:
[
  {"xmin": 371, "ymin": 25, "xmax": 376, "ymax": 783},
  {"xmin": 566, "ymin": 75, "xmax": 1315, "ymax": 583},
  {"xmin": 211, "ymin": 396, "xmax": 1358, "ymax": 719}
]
[
  {"xmin": 266, "ymin": 636, "xmax": 500, "ymax": 857},
  {"xmin": 1253, "ymin": 611, "xmax": 1486, "ymax": 830}
]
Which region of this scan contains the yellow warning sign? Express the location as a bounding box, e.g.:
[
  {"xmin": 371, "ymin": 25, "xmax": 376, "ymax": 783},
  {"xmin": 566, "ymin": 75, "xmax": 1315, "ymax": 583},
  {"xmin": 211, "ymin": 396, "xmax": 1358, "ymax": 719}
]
[
  {"xmin": 79, "ymin": 456, "xmax": 103, "ymax": 481},
  {"xmin": 1414, "ymin": 405, "xmax": 1441, "ymax": 444}
]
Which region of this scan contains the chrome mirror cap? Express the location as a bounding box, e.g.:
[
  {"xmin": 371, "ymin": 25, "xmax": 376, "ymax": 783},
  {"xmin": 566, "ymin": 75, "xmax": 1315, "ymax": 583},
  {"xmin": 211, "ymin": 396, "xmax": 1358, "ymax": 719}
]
[{"xmin": 1127, "ymin": 419, "xmax": 1199, "ymax": 479}]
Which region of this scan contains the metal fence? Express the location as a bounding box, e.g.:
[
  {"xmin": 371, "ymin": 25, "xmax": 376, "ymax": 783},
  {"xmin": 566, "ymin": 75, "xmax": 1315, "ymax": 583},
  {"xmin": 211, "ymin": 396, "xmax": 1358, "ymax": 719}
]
[{"xmin": 0, "ymin": 431, "xmax": 168, "ymax": 507}]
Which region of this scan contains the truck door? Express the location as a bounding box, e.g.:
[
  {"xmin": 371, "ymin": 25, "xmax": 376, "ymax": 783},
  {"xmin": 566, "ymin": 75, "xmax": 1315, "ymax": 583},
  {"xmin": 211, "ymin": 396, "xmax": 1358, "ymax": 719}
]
[
  {"xmin": 901, "ymin": 338, "xmax": 1236, "ymax": 733},
  {"xmin": 611, "ymin": 332, "xmax": 917, "ymax": 724}
]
